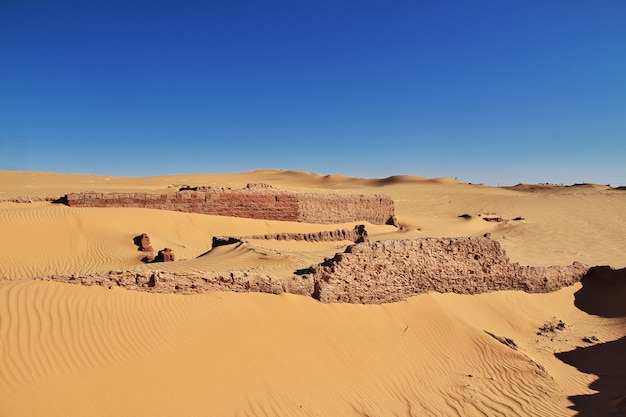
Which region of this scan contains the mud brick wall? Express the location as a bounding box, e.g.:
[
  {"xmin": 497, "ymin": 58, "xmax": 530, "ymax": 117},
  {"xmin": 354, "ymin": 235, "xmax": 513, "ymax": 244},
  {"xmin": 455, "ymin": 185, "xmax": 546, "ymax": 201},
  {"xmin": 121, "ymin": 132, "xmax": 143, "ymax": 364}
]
[
  {"xmin": 65, "ymin": 189, "xmax": 395, "ymax": 225},
  {"xmin": 306, "ymin": 236, "xmax": 590, "ymax": 303},
  {"xmin": 31, "ymin": 236, "xmax": 590, "ymax": 304},
  {"xmin": 66, "ymin": 190, "xmax": 300, "ymax": 221},
  {"xmin": 212, "ymin": 225, "xmax": 369, "ymax": 247},
  {"xmin": 295, "ymin": 193, "xmax": 395, "ymax": 225},
  {"xmin": 36, "ymin": 270, "xmax": 314, "ymax": 297}
]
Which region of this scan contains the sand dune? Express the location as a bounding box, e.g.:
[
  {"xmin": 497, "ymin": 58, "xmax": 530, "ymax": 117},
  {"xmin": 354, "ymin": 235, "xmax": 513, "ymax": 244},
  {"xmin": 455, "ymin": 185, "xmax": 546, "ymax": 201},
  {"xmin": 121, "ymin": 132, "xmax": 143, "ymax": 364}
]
[
  {"xmin": 0, "ymin": 169, "xmax": 625, "ymax": 416},
  {"xmin": 2, "ymin": 279, "xmax": 623, "ymax": 417}
]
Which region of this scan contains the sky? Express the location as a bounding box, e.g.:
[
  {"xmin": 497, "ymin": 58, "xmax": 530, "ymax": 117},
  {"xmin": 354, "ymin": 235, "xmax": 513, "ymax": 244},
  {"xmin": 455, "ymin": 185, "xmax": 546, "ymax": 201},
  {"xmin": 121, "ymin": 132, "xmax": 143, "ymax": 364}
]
[{"xmin": 1, "ymin": 1, "xmax": 625, "ymax": 186}]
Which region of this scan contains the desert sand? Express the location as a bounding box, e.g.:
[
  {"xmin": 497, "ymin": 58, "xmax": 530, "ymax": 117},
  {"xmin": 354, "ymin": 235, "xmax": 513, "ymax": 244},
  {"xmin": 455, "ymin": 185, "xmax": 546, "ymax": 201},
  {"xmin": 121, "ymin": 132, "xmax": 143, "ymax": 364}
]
[{"xmin": 0, "ymin": 169, "xmax": 624, "ymax": 416}]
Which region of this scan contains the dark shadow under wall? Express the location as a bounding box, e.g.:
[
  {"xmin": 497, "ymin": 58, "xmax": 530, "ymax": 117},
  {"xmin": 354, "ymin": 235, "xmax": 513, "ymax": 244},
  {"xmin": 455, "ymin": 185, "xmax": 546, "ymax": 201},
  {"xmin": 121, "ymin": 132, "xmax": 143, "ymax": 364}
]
[
  {"xmin": 556, "ymin": 266, "xmax": 626, "ymax": 416},
  {"xmin": 51, "ymin": 195, "xmax": 68, "ymax": 205}
]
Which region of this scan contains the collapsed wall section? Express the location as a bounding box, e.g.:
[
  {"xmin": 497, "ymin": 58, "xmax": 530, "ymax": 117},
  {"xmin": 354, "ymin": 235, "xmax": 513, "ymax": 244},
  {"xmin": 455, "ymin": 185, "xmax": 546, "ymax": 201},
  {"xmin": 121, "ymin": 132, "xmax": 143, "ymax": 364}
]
[
  {"xmin": 65, "ymin": 188, "xmax": 395, "ymax": 225},
  {"xmin": 308, "ymin": 236, "xmax": 589, "ymax": 303}
]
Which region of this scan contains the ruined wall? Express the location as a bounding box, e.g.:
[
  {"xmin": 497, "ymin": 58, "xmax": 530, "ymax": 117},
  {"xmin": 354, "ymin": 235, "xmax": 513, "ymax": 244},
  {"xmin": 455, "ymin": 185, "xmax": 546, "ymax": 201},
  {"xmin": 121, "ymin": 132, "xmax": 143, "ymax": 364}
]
[
  {"xmin": 65, "ymin": 188, "xmax": 395, "ymax": 225},
  {"xmin": 35, "ymin": 269, "xmax": 314, "ymax": 297},
  {"xmin": 295, "ymin": 193, "xmax": 396, "ymax": 225},
  {"xmin": 213, "ymin": 225, "xmax": 369, "ymax": 245},
  {"xmin": 66, "ymin": 189, "xmax": 300, "ymax": 222},
  {"xmin": 307, "ymin": 236, "xmax": 589, "ymax": 303},
  {"xmin": 32, "ymin": 236, "xmax": 590, "ymax": 304}
]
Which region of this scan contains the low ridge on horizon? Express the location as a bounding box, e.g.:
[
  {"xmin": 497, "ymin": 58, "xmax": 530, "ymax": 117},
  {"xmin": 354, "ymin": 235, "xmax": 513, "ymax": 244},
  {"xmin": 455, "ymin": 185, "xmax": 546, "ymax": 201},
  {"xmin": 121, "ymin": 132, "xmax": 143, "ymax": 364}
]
[{"xmin": 4, "ymin": 168, "xmax": 624, "ymax": 190}]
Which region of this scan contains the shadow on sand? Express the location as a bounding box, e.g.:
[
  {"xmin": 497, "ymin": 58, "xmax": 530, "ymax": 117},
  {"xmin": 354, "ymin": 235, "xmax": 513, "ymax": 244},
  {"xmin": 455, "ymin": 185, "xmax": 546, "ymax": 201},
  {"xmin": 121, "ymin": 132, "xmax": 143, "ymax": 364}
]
[
  {"xmin": 555, "ymin": 266, "xmax": 626, "ymax": 416},
  {"xmin": 51, "ymin": 195, "xmax": 68, "ymax": 205}
]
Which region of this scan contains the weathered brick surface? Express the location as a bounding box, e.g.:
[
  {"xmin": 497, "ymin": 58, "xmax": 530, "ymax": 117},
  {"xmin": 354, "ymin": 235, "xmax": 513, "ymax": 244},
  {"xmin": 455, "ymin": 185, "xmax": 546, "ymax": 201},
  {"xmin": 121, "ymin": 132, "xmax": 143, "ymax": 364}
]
[
  {"xmin": 307, "ymin": 236, "xmax": 590, "ymax": 303},
  {"xmin": 36, "ymin": 270, "xmax": 314, "ymax": 297},
  {"xmin": 295, "ymin": 193, "xmax": 395, "ymax": 225},
  {"xmin": 65, "ymin": 188, "xmax": 395, "ymax": 225},
  {"xmin": 216, "ymin": 224, "xmax": 369, "ymax": 244}
]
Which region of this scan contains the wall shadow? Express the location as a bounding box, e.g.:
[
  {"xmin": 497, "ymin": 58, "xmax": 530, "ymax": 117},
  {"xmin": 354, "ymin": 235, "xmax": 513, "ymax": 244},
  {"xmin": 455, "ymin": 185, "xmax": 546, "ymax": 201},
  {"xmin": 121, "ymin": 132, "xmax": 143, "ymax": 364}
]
[
  {"xmin": 555, "ymin": 266, "xmax": 626, "ymax": 416},
  {"xmin": 574, "ymin": 266, "xmax": 626, "ymax": 318},
  {"xmin": 51, "ymin": 195, "xmax": 68, "ymax": 205},
  {"xmin": 557, "ymin": 336, "xmax": 626, "ymax": 416}
]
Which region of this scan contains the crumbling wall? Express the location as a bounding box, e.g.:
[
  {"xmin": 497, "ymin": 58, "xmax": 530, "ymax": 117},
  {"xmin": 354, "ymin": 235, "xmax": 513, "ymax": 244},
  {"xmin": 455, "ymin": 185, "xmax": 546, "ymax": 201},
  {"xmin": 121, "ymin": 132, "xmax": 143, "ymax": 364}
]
[
  {"xmin": 32, "ymin": 236, "xmax": 590, "ymax": 304},
  {"xmin": 213, "ymin": 225, "xmax": 369, "ymax": 245},
  {"xmin": 36, "ymin": 270, "xmax": 314, "ymax": 297},
  {"xmin": 65, "ymin": 187, "xmax": 395, "ymax": 225},
  {"xmin": 307, "ymin": 236, "xmax": 589, "ymax": 303}
]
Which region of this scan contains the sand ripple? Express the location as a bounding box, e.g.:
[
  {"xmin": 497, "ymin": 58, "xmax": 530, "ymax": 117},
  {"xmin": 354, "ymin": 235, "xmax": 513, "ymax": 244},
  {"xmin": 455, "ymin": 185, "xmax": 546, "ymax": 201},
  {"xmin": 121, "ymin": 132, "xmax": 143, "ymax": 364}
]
[{"xmin": 3, "ymin": 280, "xmax": 620, "ymax": 416}]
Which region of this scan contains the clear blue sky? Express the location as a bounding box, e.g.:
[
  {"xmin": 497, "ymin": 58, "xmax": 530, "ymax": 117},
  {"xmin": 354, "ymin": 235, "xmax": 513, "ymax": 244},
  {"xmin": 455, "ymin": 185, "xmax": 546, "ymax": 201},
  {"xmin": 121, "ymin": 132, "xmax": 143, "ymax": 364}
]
[{"xmin": 1, "ymin": 1, "xmax": 625, "ymax": 185}]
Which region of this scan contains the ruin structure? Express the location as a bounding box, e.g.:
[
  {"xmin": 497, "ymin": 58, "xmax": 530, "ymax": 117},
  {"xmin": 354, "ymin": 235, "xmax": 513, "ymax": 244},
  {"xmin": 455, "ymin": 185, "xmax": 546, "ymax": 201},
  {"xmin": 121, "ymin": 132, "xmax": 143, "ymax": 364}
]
[
  {"xmin": 35, "ymin": 236, "xmax": 589, "ymax": 303},
  {"xmin": 65, "ymin": 185, "xmax": 397, "ymax": 225}
]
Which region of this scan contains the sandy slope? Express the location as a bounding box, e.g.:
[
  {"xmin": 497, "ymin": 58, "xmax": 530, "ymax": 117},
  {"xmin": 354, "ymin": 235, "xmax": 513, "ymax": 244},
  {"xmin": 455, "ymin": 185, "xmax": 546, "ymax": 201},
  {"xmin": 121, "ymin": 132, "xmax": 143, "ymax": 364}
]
[
  {"xmin": 1, "ymin": 280, "xmax": 624, "ymax": 417},
  {"xmin": 0, "ymin": 200, "xmax": 390, "ymax": 279},
  {"xmin": 0, "ymin": 170, "xmax": 625, "ymax": 416}
]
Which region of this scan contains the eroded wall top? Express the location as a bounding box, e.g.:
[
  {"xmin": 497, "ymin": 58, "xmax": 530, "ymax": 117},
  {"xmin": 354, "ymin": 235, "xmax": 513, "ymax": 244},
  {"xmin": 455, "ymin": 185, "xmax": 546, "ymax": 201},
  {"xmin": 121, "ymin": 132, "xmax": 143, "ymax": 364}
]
[{"xmin": 65, "ymin": 185, "xmax": 396, "ymax": 225}]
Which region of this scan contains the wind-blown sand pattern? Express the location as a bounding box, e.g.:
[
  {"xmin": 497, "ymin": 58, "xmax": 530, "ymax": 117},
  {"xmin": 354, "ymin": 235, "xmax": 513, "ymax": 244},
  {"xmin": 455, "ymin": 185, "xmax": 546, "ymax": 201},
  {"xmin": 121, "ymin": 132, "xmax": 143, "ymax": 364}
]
[{"xmin": 1, "ymin": 169, "xmax": 625, "ymax": 416}]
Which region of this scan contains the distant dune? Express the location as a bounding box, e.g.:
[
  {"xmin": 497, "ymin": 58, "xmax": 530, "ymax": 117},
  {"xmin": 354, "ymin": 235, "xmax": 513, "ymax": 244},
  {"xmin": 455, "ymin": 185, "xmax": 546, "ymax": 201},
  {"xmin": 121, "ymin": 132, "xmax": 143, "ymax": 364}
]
[{"xmin": 0, "ymin": 169, "xmax": 624, "ymax": 417}]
